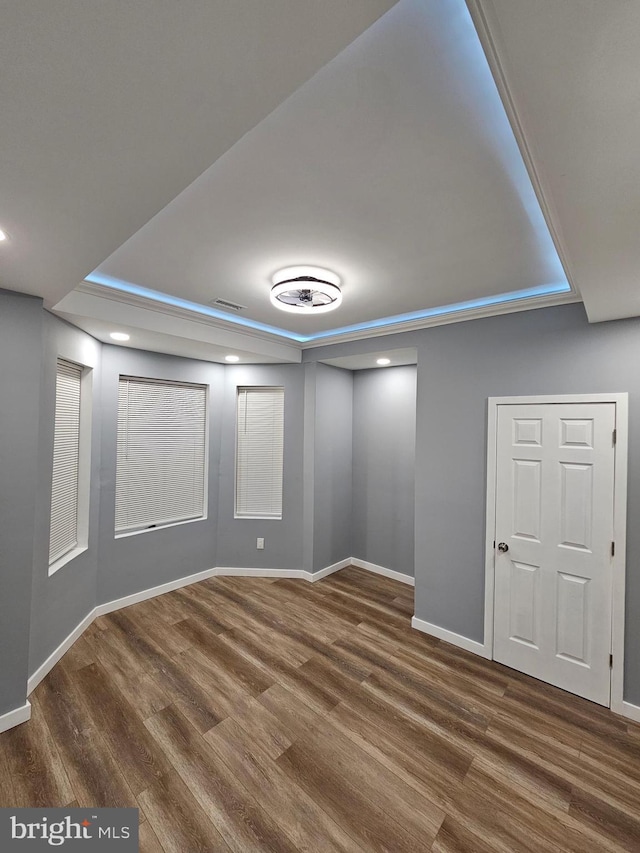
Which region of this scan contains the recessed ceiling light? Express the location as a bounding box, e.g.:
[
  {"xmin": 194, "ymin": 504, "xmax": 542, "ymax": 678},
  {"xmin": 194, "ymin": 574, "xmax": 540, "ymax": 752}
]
[
  {"xmin": 109, "ymin": 332, "xmax": 130, "ymax": 341},
  {"xmin": 271, "ymin": 266, "xmax": 342, "ymax": 314},
  {"xmin": 376, "ymin": 358, "xmax": 391, "ymax": 366},
  {"xmin": 0, "ymin": 229, "xmax": 8, "ymax": 242},
  {"xmin": 225, "ymin": 355, "xmax": 240, "ymax": 362}
]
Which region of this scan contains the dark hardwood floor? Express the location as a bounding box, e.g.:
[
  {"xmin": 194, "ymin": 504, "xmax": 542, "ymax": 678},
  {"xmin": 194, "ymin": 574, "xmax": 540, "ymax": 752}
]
[{"xmin": 1, "ymin": 566, "xmax": 639, "ymax": 852}]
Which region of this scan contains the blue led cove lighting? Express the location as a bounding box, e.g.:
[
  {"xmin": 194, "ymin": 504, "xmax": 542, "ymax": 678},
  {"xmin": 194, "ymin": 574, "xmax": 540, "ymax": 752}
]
[
  {"xmin": 86, "ymin": 0, "xmax": 572, "ymax": 345},
  {"xmin": 85, "ymin": 272, "xmax": 571, "ymax": 344},
  {"xmin": 304, "ymin": 281, "xmax": 571, "ymax": 341},
  {"xmin": 85, "ymin": 272, "xmax": 309, "ymax": 342},
  {"xmin": 86, "ymin": 0, "xmax": 572, "ymax": 346}
]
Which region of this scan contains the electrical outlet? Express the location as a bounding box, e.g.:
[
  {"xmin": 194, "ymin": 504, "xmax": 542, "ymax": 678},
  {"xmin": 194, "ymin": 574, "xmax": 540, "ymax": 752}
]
[{"xmin": 256, "ymin": 537, "xmax": 264, "ymax": 550}]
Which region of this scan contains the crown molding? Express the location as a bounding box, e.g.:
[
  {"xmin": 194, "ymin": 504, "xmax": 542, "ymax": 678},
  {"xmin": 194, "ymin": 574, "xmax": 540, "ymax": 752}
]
[
  {"xmin": 70, "ymin": 280, "xmax": 581, "ymax": 354},
  {"xmin": 465, "ymin": 0, "xmax": 579, "ymax": 300},
  {"xmin": 75, "ymin": 281, "xmax": 289, "ymax": 346},
  {"xmin": 299, "ymin": 289, "xmax": 580, "ymax": 347}
]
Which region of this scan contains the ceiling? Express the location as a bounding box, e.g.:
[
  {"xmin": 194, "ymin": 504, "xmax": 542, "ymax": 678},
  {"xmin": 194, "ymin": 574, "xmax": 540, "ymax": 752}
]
[
  {"xmin": 2, "ymin": 0, "xmax": 638, "ymax": 364},
  {"xmin": 468, "ymin": 0, "xmax": 640, "ymax": 325},
  {"xmin": 0, "ymin": 0, "xmax": 396, "ymax": 306}
]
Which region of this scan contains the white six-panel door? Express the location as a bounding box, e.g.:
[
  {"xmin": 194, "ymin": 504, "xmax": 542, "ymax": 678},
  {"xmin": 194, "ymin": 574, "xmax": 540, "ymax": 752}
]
[{"xmin": 493, "ymin": 403, "xmax": 616, "ymax": 706}]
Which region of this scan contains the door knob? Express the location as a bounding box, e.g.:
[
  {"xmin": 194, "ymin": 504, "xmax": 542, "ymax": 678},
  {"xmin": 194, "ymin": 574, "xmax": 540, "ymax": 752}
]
[{"xmin": 497, "ymin": 542, "xmax": 509, "ymax": 553}]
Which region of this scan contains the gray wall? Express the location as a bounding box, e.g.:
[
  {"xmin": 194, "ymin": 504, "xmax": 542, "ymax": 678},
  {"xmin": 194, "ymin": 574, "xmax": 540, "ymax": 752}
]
[
  {"xmin": 216, "ymin": 364, "xmax": 305, "ymax": 570},
  {"xmin": 312, "ymin": 364, "xmax": 353, "ymax": 572},
  {"xmin": 29, "ymin": 314, "xmax": 102, "ymax": 673},
  {"xmin": 414, "ymin": 303, "xmax": 640, "ymax": 705},
  {"xmin": 306, "ymin": 303, "xmax": 640, "ymax": 704},
  {"xmin": 97, "ymin": 347, "xmax": 224, "ymax": 604},
  {"xmin": 352, "ymin": 365, "xmax": 416, "ymax": 577},
  {"xmin": 0, "ymin": 291, "xmax": 42, "ymax": 715},
  {"xmin": 5, "ymin": 286, "xmax": 640, "ymax": 715}
]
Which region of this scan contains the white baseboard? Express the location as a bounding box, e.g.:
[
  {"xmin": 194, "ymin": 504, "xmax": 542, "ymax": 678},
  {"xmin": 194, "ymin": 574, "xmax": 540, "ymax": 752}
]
[
  {"xmin": 95, "ymin": 566, "xmax": 221, "ymax": 617},
  {"xmin": 618, "ymin": 700, "xmax": 640, "ymax": 724},
  {"xmin": 22, "ymin": 558, "xmax": 640, "ymax": 735},
  {"xmin": 411, "ymin": 616, "xmax": 491, "ymax": 659},
  {"xmin": 311, "ymin": 558, "xmax": 352, "ymax": 582},
  {"xmin": 28, "ymin": 609, "xmax": 97, "ymax": 695},
  {"xmin": 0, "ymin": 700, "xmax": 31, "ymax": 734},
  {"xmin": 351, "ymin": 558, "xmax": 415, "ymax": 586},
  {"xmin": 24, "ymin": 558, "xmax": 409, "ymax": 719},
  {"xmin": 214, "ymin": 567, "xmax": 311, "ymax": 580},
  {"xmin": 28, "ymin": 567, "xmax": 226, "ymax": 696}
]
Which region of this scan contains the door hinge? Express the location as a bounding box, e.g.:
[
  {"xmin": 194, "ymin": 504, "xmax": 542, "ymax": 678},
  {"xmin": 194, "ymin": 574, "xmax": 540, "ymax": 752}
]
[
  {"xmin": 611, "ymin": 541, "xmax": 615, "ymax": 557},
  {"xmin": 493, "ymin": 540, "xmax": 496, "ymax": 549},
  {"xmin": 613, "ymin": 428, "xmax": 617, "ymax": 446},
  {"xmin": 610, "ymin": 654, "xmax": 613, "ymax": 668}
]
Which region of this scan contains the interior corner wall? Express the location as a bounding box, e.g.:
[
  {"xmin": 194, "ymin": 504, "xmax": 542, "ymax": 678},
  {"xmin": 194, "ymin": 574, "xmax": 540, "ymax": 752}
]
[
  {"xmin": 0, "ymin": 290, "xmax": 43, "ymax": 715},
  {"xmin": 29, "ymin": 314, "xmax": 102, "ymax": 674},
  {"xmin": 215, "ymin": 363, "xmax": 305, "ymax": 570},
  {"xmin": 97, "ymin": 346, "xmax": 224, "ymax": 605},
  {"xmin": 312, "ymin": 364, "xmax": 353, "ymax": 573},
  {"xmin": 302, "ymin": 363, "xmax": 317, "ymax": 575},
  {"xmin": 352, "ymin": 365, "xmax": 417, "ymax": 577},
  {"xmin": 413, "ymin": 302, "xmax": 640, "ymax": 705}
]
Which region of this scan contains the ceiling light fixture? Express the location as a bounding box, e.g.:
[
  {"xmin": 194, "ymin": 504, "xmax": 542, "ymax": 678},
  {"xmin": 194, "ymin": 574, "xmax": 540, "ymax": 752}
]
[
  {"xmin": 376, "ymin": 358, "xmax": 391, "ymax": 366},
  {"xmin": 271, "ymin": 266, "xmax": 342, "ymax": 314},
  {"xmin": 0, "ymin": 229, "xmax": 8, "ymax": 242},
  {"xmin": 109, "ymin": 332, "xmax": 130, "ymax": 341},
  {"xmin": 225, "ymin": 355, "xmax": 240, "ymax": 363}
]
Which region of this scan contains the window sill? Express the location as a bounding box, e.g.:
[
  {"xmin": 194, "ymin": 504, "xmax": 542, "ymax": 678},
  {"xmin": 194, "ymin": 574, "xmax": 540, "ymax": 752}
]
[
  {"xmin": 48, "ymin": 545, "xmax": 87, "ymax": 577},
  {"xmin": 115, "ymin": 515, "xmax": 207, "ymax": 539},
  {"xmin": 233, "ymin": 515, "xmax": 283, "ymax": 521}
]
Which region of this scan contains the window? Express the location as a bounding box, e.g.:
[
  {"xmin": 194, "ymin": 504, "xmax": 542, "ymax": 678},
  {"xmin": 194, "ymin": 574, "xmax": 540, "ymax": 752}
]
[
  {"xmin": 235, "ymin": 387, "xmax": 284, "ymax": 519},
  {"xmin": 115, "ymin": 376, "xmax": 207, "ymax": 534},
  {"xmin": 49, "ymin": 359, "xmax": 83, "ymax": 565}
]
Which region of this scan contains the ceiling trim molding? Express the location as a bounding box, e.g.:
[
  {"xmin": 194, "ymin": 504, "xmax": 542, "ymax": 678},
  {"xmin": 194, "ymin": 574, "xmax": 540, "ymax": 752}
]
[
  {"xmin": 74, "ymin": 281, "xmax": 297, "ymax": 346},
  {"xmin": 465, "ymin": 0, "xmax": 580, "ymax": 300},
  {"xmin": 71, "ymin": 279, "xmax": 580, "ymax": 351},
  {"xmin": 55, "ymin": 285, "xmax": 302, "ymax": 362},
  {"xmin": 300, "ymin": 289, "xmax": 580, "ymax": 347}
]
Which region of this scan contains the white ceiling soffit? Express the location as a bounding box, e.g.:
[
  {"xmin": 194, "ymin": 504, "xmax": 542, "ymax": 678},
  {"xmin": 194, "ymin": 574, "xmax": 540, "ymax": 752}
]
[
  {"xmin": 54, "ymin": 287, "xmax": 301, "ymax": 364},
  {"xmin": 470, "ymin": 0, "xmax": 640, "ymax": 324},
  {"xmin": 54, "ymin": 311, "xmax": 297, "ymax": 366},
  {"xmin": 66, "ymin": 0, "xmax": 573, "ymax": 353},
  {"xmin": 319, "ymin": 348, "xmax": 417, "ymax": 372},
  {"xmin": 0, "ymin": 0, "xmax": 398, "ymax": 306}
]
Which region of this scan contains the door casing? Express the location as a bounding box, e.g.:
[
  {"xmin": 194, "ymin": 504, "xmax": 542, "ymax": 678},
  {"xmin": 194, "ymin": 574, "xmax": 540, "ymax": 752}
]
[{"xmin": 484, "ymin": 393, "xmax": 628, "ymax": 714}]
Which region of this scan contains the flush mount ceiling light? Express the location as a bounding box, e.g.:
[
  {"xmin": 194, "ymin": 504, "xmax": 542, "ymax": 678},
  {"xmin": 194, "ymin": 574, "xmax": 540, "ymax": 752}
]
[
  {"xmin": 376, "ymin": 358, "xmax": 391, "ymax": 366},
  {"xmin": 270, "ymin": 266, "xmax": 342, "ymax": 314},
  {"xmin": 225, "ymin": 355, "xmax": 240, "ymax": 362},
  {"xmin": 0, "ymin": 228, "xmax": 8, "ymax": 242},
  {"xmin": 109, "ymin": 332, "xmax": 130, "ymax": 341}
]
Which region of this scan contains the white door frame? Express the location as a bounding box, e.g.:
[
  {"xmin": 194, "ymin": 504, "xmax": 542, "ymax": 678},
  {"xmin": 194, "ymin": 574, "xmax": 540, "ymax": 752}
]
[{"xmin": 484, "ymin": 393, "xmax": 628, "ymax": 716}]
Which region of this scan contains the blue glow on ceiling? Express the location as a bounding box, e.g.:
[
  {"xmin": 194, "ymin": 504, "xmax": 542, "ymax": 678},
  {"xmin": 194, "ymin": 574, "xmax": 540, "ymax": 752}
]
[
  {"xmin": 85, "ymin": 272, "xmax": 570, "ymax": 344},
  {"xmin": 304, "ymin": 281, "xmax": 571, "ymax": 341},
  {"xmin": 84, "ymin": 272, "xmax": 310, "ymax": 342},
  {"xmin": 85, "ymin": 0, "xmax": 573, "ymax": 346},
  {"xmin": 446, "ymin": 0, "xmax": 566, "ymax": 279}
]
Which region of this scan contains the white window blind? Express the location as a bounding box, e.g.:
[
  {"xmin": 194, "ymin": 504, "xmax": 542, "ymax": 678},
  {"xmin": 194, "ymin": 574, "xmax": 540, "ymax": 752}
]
[
  {"xmin": 49, "ymin": 360, "xmax": 82, "ymax": 564},
  {"xmin": 235, "ymin": 387, "xmax": 284, "ymax": 519},
  {"xmin": 115, "ymin": 377, "xmax": 207, "ymax": 533}
]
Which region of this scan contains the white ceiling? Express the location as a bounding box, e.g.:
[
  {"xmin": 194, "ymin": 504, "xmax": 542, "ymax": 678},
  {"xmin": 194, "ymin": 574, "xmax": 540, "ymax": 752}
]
[
  {"xmin": 319, "ymin": 348, "xmax": 417, "ymax": 372},
  {"xmin": 0, "ymin": 0, "xmax": 397, "ymax": 306},
  {"xmin": 2, "ymin": 0, "xmax": 639, "ymax": 363},
  {"xmin": 469, "ymin": 0, "xmax": 640, "ymax": 324},
  {"xmin": 88, "ymin": 0, "xmax": 568, "ymax": 338}
]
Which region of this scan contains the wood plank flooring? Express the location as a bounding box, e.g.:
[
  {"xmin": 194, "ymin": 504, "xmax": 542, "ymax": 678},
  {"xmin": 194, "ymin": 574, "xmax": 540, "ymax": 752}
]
[{"xmin": 1, "ymin": 566, "xmax": 639, "ymax": 852}]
